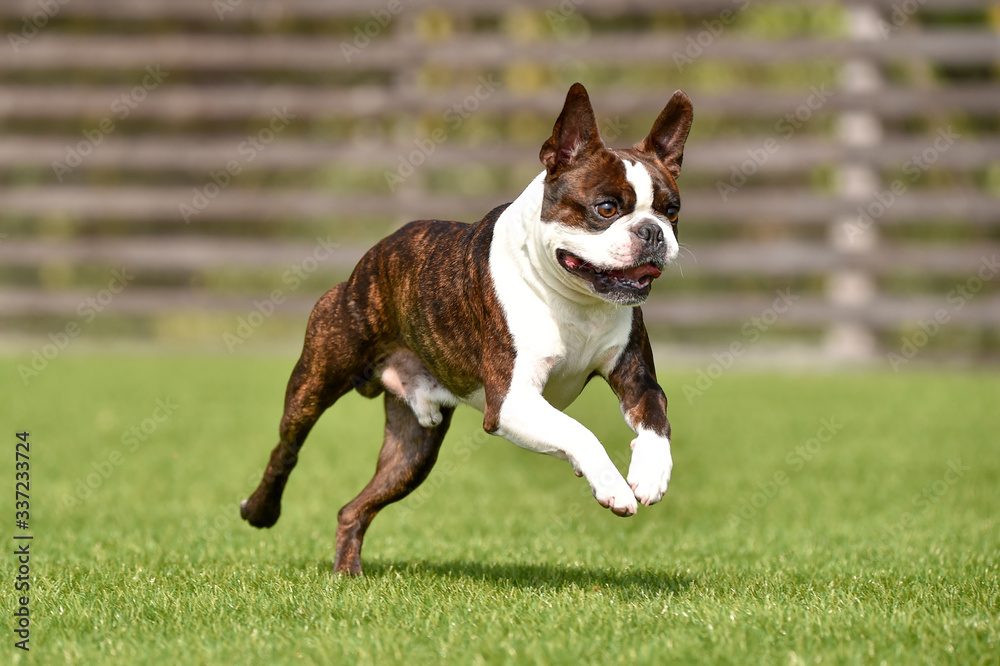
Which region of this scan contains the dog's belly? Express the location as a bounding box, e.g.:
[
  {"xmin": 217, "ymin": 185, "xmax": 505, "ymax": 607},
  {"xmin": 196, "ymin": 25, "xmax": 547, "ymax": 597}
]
[
  {"xmin": 379, "ymin": 325, "xmax": 624, "ymax": 425},
  {"xmin": 381, "ymin": 354, "xmax": 591, "ymax": 422}
]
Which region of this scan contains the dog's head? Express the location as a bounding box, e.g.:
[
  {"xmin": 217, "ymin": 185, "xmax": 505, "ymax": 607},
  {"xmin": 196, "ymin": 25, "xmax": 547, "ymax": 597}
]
[{"xmin": 535, "ymin": 83, "xmax": 693, "ymax": 306}]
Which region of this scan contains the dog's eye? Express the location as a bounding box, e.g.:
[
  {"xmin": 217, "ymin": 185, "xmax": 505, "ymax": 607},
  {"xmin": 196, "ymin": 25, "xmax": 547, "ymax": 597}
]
[
  {"xmin": 596, "ymin": 201, "xmax": 618, "ymax": 218},
  {"xmin": 666, "ymin": 206, "xmax": 679, "ymax": 222}
]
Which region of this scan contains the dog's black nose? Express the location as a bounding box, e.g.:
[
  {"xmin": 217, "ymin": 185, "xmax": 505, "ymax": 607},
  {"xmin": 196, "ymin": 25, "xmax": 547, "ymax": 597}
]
[{"xmin": 635, "ymin": 222, "xmax": 664, "ymax": 247}]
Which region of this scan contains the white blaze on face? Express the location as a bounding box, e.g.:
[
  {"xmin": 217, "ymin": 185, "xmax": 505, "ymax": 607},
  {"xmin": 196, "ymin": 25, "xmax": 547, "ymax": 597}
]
[
  {"xmin": 623, "ymin": 159, "xmax": 654, "ymax": 212},
  {"xmin": 622, "ymin": 159, "xmax": 679, "ymax": 263}
]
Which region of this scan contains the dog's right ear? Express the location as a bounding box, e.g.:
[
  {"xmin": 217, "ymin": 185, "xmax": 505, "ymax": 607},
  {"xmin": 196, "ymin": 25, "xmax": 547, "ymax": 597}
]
[{"xmin": 540, "ymin": 83, "xmax": 604, "ymax": 177}]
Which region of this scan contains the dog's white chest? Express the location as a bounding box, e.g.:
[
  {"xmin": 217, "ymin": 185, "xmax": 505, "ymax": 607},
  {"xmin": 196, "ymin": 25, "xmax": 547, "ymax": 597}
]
[
  {"xmin": 540, "ymin": 316, "xmax": 630, "ymax": 410},
  {"xmin": 505, "ymin": 299, "xmax": 633, "ymax": 411},
  {"xmin": 488, "ymin": 182, "xmax": 635, "ymax": 411}
]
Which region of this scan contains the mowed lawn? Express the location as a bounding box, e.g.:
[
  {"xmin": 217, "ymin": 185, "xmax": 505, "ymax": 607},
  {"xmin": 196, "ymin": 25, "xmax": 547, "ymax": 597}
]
[{"xmin": 2, "ymin": 356, "xmax": 997, "ymax": 665}]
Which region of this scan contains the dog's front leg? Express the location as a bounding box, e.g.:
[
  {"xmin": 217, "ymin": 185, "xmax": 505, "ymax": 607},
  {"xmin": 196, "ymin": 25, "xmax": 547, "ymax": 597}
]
[
  {"xmin": 487, "ymin": 388, "xmax": 638, "ymax": 517},
  {"xmin": 605, "ymin": 315, "xmax": 673, "ymax": 507}
]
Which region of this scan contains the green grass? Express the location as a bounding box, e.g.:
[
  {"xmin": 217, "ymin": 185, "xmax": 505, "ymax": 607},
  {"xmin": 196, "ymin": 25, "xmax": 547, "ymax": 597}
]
[{"xmin": 2, "ymin": 356, "xmax": 998, "ymax": 665}]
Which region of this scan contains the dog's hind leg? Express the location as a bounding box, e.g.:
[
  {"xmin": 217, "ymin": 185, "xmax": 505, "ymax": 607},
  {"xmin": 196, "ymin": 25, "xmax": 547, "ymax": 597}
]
[
  {"xmin": 241, "ymin": 284, "xmax": 370, "ymax": 529},
  {"xmin": 334, "ymin": 392, "xmax": 454, "ymax": 575}
]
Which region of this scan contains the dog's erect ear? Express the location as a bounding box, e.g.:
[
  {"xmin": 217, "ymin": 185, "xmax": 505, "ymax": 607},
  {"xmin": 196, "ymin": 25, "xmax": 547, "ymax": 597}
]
[
  {"xmin": 540, "ymin": 83, "xmax": 604, "ymax": 177},
  {"xmin": 635, "ymin": 90, "xmax": 693, "ymax": 179}
]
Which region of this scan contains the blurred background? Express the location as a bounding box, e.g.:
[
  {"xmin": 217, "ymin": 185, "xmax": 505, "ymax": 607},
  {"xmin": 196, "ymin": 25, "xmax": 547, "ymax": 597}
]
[{"xmin": 1, "ymin": 0, "xmax": 998, "ymax": 366}]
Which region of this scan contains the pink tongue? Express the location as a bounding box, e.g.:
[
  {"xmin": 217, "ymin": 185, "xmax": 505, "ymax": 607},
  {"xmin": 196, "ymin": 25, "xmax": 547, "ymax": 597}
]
[{"xmin": 613, "ymin": 263, "xmax": 661, "ymax": 281}]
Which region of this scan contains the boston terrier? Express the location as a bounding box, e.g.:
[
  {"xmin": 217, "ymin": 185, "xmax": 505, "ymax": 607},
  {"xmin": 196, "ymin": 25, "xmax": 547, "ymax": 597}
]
[{"xmin": 240, "ymin": 83, "xmax": 693, "ymax": 575}]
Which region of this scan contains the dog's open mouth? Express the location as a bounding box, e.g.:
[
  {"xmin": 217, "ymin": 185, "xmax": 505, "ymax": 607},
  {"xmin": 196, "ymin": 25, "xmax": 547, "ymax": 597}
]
[{"xmin": 557, "ymin": 249, "xmax": 663, "ymax": 295}]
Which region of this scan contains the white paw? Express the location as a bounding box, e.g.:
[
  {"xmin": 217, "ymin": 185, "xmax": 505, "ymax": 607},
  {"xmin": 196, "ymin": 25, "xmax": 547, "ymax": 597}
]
[
  {"xmin": 626, "ymin": 433, "xmax": 672, "ymax": 506},
  {"xmin": 412, "ymin": 398, "xmax": 443, "ymax": 428},
  {"xmin": 587, "ymin": 461, "xmax": 638, "ymax": 517}
]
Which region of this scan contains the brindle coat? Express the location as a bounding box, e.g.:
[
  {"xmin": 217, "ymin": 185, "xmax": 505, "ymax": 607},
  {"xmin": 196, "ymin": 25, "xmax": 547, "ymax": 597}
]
[{"xmin": 241, "ymin": 83, "xmax": 692, "ymax": 575}]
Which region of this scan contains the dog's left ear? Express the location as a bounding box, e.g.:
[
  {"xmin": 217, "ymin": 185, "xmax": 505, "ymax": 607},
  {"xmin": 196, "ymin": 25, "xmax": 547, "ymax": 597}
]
[{"xmin": 634, "ymin": 90, "xmax": 693, "ymax": 179}]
